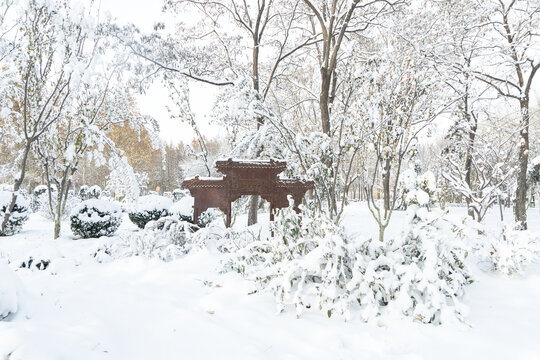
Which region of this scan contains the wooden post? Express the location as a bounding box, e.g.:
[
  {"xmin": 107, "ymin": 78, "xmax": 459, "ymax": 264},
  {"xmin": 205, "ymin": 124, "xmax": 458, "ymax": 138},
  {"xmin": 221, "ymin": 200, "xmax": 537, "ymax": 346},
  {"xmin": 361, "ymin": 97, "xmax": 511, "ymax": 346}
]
[
  {"xmin": 269, "ymin": 202, "xmax": 275, "ymax": 222},
  {"xmin": 226, "ymin": 200, "xmax": 232, "ymax": 228},
  {"xmin": 270, "ymin": 202, "xmax": 275, "ymax": 237},
  {"xmin": 193, "ymin": 199, "xmax": 200, "ymax": 224}
]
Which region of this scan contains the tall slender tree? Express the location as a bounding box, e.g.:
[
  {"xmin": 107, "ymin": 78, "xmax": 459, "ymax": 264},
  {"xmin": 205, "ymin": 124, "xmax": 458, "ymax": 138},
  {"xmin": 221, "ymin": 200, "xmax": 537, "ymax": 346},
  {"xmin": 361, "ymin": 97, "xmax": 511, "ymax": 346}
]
[{"xmin": 472, "ymin": 0, "xmax": 540, "ymax": 229}]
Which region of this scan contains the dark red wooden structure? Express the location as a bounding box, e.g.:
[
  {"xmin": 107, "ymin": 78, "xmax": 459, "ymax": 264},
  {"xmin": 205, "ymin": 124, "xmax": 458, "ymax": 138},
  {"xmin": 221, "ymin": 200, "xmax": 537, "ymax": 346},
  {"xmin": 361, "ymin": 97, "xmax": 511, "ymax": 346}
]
[{"xmin": 182, "ymin": 159, "xmax": 314, "ymax": 227}]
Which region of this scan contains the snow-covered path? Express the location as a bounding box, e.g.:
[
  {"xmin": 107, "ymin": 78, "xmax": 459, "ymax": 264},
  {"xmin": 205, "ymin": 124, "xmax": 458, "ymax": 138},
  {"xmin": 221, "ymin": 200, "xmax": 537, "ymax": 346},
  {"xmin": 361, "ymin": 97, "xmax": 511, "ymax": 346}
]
[{"xmin": 1, "ymin": 208, "xmax": 540, "ymax": 359}]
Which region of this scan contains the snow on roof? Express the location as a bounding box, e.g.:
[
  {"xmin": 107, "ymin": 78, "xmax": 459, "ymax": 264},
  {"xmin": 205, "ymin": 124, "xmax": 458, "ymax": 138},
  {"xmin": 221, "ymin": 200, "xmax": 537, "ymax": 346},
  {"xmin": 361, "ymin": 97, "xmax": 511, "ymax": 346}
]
[
  {"xmin": 215, "ymin": 158, "xmax": 287, "ymax": 169},
  {"xmin": 216, "ymin": 158, "xmax": 286, "ymax": 163},
  {"xmin": 183, "ymin": 176, "xmax": 224, "ymax": 182}
]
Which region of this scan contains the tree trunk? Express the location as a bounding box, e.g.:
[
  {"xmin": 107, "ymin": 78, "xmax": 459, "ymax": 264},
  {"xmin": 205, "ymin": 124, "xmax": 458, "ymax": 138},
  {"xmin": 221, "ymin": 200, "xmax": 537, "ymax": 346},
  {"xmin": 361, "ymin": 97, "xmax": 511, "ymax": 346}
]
[
  {"xmin": 319, "ymin": 69, "xmax": 331, "ymax": 136},
  {"xmin": 514, "ymin": 99, "xmax": 530, "ymax": 229},
  {"xmin": 53, "ymin": 177, "xmax": 71, "ymax": 239},
  {"xmin": 247, "ymin": 25, "xmax": 262, "ymax": 226},
  {"xmin": 383, "ymin": 159, "xmax": 391, "ymax": 212},
  {"xmin": 463, "ymin": 97, "xmax": 477, "ymax": 219},
  {"xmin": 319, "ymin": 68, "xmax": 339, "ymax": 216},
  {"xmin": 1, "ymin": 142, "xmax": 31, "ymax": 234},
  {"xmin": 54, "ymin": 215, "xmax": 61, "ymax": 239},
  {"xmin": 247, "ymin": 195, "xmax": 259, "ymax": 226},
  {"xmin": 378, "ymin": 223, "xmax": 386, "ymax": 243}
]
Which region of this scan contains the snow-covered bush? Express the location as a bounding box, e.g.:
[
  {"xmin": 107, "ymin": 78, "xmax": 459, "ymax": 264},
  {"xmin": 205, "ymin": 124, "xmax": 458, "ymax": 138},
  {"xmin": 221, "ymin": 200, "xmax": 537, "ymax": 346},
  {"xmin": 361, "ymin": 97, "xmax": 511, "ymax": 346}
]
[
  {"xmin": 19, "ymin": 257, "xmax": 51, "ymax": 271},
  {"xmin": 348, "ymin": 205, "xmax": 471, "ymax": 324},
  {"xmin": 474, "ymin": 226, "xmax": 539, "ymax": 275},
  {"xmin": 397, "ymin": 166, "xmax": 419, "ymax": 209},
  {"xmin": 211, "ymin": 226, "xmax": 261, "ymax": 254},
  {"xmin": 106, "ymin": 156, "xmax": 141, "ymax": 203},
  {"xmin": 169, "ymin": 195, "xmax": 219, "ymax": 228},
  {"xmin": 0, "ymin": 191, "xmax": 30, "ymax": 236},
  {"xmin": 391, "ymin": 206, "xmax": 470, "ymax": 324},
  {"xmin": 31, "ymin": 185, "xmax": 48, "ymax": 212},
  {"xmin": 108, "ymin": 216, "xmax": 198, "ymax": 261},
  {"xmin": 145, "ymin": 216, "xmax": 198, "ymax": 249},
  {"xmin": 128, "ymin": 195, "xmax": 172, "ymax": 229},
  {"xmin": 197, "ymin": 209, "xmax": 220, "ymax": 227},
  {"xmin": 356, "ymin": 171, "xmax": 471, "ymax": 324},
  {"xmin": 169, "ymin": 196, "xmax": 193, "ymax": 221},
  {"xmin": 88, "ymin": 185, "xmax": 102, "ymax": 199},
  {"xmin": 79, "ymin": 185, "xmax": 90, "ymax": 201},
  {"xmin": 226, "ymin": 179, "xmax": 471, "ymax": 324},
  {"xmin": 70, "ymin": 199, "xmax": 122, "ymax": 238},
  {"xmin": 0, "ymin": 263, "xmax": 25, "ymax": 320},
  {"xmin": 404, "ymin": 170, "xmax": 437, "ymax": 208},
  {"xmin": 32, "ymin": 185, "xmax": 60, "ymax": 214},
  {"xmin": 229, "ymin": 204, "xmax": 354, "ymax": 318},
  {"xmin": 172, "ymin": 188, "xmax": 188, "ymax": 202}
]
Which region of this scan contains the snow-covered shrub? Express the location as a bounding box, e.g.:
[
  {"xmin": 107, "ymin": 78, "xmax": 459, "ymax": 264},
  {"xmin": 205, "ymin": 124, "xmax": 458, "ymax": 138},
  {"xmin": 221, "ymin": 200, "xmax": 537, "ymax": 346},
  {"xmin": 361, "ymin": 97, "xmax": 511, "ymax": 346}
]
[
  {"xmin": 32, "ymin": 184, "xmax": 59, "ymax": 214},
  {"xmin": 172, "ymin": 188, "xmax": 188, "ymax": 202},
  {"xmin": 19, "ymin": 257, "xmax": 51, "ymax": 271},
  {"xmin": 110, "ymin": 216, "xmax": 197, "ymax": 261},
  {"xmin": 475, "ymin": 226, "xmax": 539, "ymax": 275},
  {"xmin": 196, "ymin": 209, "xmax": 221, "ymax": 228},
  {"xmin": 397, "ymin": 168, "xmax": 438, "ymax": 210},
  {"xmin": 78, "ymin": 185, "xmax": 90, "ymax": 200},
  {"xmin": 346, "ymin": 205, "xmax": 471, "ymax": 324},
  {"xmin": 128, "ymin": 195, "xmax": 172, "ymax": 229},
  {"xmin": 404, "ymin": 170, "xmax": 437, "ymax": 208},
  {"xmin": 229, "ymin": 204, "xmax": 354, "ymax": 318},
  {"xmin": 106, "ymin": 156, "xmax": 141, "ymax": 203},
  {"xmin": 88, "ymin": 185, "xmax": 102, "ymax": 199},
  {"xmin": 345, "ymin": 237, "xmax": 400, "ymax": 320},
  {"xmin": 70, "ymin": 199, "xmax": 122, "ymax": 238},
  {"xmin": 397, "ymin": 166, "xmax": 419, "ymax": 209},
  {"xmin": 169, "ymin": 195, "xmax": 219, "ymax": 228},
  {"xmin": 0, "ymin": 191, "xmax": 30, "ymax": 236},
  {"xmin": 0, "ymin": 263, "xmax": 25, "ymax": 320},
  {"xmin": 226, "ymin": 183, "xmax": 470, "ymax": 323},
  {"xmin": 169, "ymin": 196, "xmax": 193, "ymax": 221},
  {"xmin": 365, "ymin": 171, "xmax": 470, "ymax": 324},
  {"xmin": 395, "ymin": 206, "xmax": 470, "ymax": 323},
  {"xmin": 212, "ymin": 226, "xmax": 261, "ymax": 254},
  {"xmin": 146, "ymin": 216, "xmax": 198, "ymax": 248},
  {"xmin": 31, "ymin": 185, "xmax": 48, "ymax": 212}
]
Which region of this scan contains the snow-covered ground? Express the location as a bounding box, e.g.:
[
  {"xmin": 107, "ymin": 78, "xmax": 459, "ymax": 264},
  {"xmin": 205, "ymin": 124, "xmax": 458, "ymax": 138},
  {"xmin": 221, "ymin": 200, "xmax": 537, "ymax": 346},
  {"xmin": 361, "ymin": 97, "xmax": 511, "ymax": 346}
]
[{"xmin": 1, "ymin": 204, "xmax": 540, "ymax": 359}]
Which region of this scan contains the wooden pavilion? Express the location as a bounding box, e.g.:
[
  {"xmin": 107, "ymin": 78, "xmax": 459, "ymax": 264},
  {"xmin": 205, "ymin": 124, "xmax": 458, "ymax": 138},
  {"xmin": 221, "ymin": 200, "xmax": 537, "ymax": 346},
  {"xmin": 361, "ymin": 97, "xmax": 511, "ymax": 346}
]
[{"xmin": 182, "ymin": 158, "xmax": 314, "ymax": 227}]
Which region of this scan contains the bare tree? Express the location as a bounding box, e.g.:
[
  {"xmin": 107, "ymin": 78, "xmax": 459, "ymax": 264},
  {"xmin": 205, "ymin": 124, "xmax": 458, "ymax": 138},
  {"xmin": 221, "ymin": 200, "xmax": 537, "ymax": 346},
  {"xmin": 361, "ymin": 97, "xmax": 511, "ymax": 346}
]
[
  {"xmin": 300, "ymin": 0, "xmax": 400, "ymax": 215},
  {"xmin": 472, "ymin": 0, "xmax": 540, "ymax": 229},
  {"xmin": 1, "ymin": 1, "xmax": 79, "ymax": 234},
  {"xmin": 442, "ymin": 112, "xmax": 517, "ymax": 222}
]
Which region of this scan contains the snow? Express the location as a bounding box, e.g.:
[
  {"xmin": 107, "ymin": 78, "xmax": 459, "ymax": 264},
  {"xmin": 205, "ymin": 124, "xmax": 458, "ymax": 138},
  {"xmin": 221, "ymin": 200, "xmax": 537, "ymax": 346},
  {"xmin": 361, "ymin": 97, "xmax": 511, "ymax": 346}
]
[
  {"xmin": 0, "ymin": 191, "xmax": 29, "ymax": 209},
  {"xmin": 183, "ymin": 176, "xmax": 224, "ymax": 181},
  {"xmin": 32, "ymin": 185, "xmax": 47, "ymax": 194},
  {"xmin": 0, "ymin": 263, "xmax": 25, "ymax": 319},
  {"xmin": 132, "ymin": 195, "xmax": 172, "ymax": 213},
  {"xmin": 0, "ymin": 204, "xmax": 539, "ymax": 359},
  {"xmin": 70, "ymin": 199, "xmax": 121, "ymax": 218},
  {"xmin": 169, "ymin": 196, "xmax": 194, "ymax": 217},
  {"xmin": 0, "ymin": 184, "xmax": 13, "ymax": 191}
]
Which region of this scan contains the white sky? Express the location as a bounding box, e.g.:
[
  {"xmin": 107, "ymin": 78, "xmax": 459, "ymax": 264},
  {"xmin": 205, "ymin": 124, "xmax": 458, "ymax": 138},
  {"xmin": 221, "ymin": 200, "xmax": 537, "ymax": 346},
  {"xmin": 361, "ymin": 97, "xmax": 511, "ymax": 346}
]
[{"xmin": 98, "ymin": 0, "xmax": 221, "ymax": 146}]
